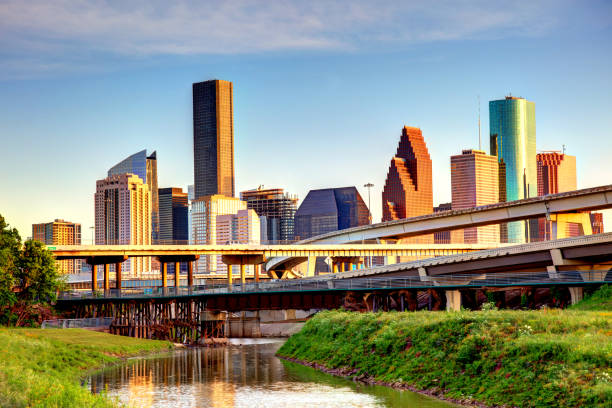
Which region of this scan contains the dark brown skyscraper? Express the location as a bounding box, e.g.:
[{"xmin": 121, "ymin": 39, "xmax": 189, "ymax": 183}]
[
  {"xmin": 193, "ymin": 79, "xmax": 235, "ymax": 199},
  {"xmin": 382, "ymin": 126, "xmax": 433, "ymax": 221}
]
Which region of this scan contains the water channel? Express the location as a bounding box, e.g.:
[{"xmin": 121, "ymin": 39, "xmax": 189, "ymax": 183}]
[{"xmin": 88, "ymin": 339, "xmax": 456, "ymax": 407}]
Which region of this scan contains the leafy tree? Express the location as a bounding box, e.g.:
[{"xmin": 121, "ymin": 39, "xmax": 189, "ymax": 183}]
[
  {"xmin": 0, "ymin": 215, "xmax": 19, "ymax": 308},
  {"xmin": 15, "ymin": 240, "xmax": 65, "ymax": 304}
]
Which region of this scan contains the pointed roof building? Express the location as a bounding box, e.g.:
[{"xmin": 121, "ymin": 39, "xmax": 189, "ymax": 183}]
[{"xmin": 382, "ymin": 126, "xmax": 433, "ymax": 221}]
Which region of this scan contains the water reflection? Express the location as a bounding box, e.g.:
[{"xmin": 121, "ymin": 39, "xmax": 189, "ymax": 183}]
[{"xmin": 89, "ymin": 340, "xmax": 455, "ymax": 407}]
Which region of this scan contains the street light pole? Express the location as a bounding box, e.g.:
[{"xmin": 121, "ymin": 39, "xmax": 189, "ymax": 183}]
[{"xmin": 90, "ymin": 226, "xmax": 95, "ymax": 246}]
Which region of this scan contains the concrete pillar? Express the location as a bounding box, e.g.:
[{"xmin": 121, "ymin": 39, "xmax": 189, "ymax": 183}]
[
  {"xmin": 227, "ymin": 264, "xmax": 233, "ymax": 286},
  {"xmin": 254, "ymin": 264, "xmax": 260, "ymax": 282},
  {"xmin": 306, "ymin": 255, "xmax": 316, "ymax": 277},
  {"xmin": 568, "ymin": 287, "xmax": 584, "ymax": 305},
  {"xmin": 445, "ymin": 290, "xmax": 461, "ymax": 312},
  {"xmin": 188, "ymin": 261, "xmax": 194, "ymax": 286},
  {"xmin": 103, "ymin": 263, "xmax": 109, "ymax": 291},
  {"xmin": 115, "ymin": 262, "xmax": 122, "ymax": 290},
  {"xmin": 333, "ymin": 262, "xmax": 339, "ymax": 274},
  {"xmin": 91, "ymin": 264, "xmax": 98, "ymax": 291},
  {"xmin": 240, "ymin": 264, "xmax": 246, "ymax": 284},
  {"xmin": 161, "ymin": 262, "xmax": 167, "ymax": 288},
  {"xmin": 174, "ymin": 262, "xmax": 180, "ymax": 288}
]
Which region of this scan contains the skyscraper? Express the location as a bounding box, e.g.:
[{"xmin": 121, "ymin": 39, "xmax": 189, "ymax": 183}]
[
  {"xmin": 158, "ymin": 187, "xmax": 189, "ymax": 244},
  {"xmin": 450, "ymin": 149, "xmax": 500, "ymax": 244},
  {"xmin": 95, "ymin": 174, "xmax": 151, "ymax": 276},
  {"xmin": 536, "ymin": 152, "xmax": 577, "ymax": 196},
  {"xmin": 240, "ymin": 187, "xmax": 298, "ymax": 243},
  {"xmin": 294, "ymin": 187, "xmax": 369, "ymax": 240},
  {"xmin": 490, "ymin": 96, "xmax": 537, "ymax": 243},
  {"xmin": 108, "ymin": 150, "xmax": 159, "ymax": 243},
  {"xmin": 382, "ymin": 126, "xmax": 433, "ymax": 221},
  {"xmin": 193, "ymin": 79, "xmax": 235, "ymax": 199},
  {"xmin": 32, "ymin": 219, "xmax": 81, "ymax": 274},
  {"xmin": 191, "ymin": 195, "xmax": 248, "ymax": 274}
]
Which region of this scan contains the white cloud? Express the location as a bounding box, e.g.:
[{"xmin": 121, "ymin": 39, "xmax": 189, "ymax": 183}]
[{"xmin": 0, "ymin": 0, "xmax": 586, "ymax": 77}]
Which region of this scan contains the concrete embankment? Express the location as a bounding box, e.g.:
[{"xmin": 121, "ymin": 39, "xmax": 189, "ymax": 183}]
[{"xmin": 276, "ymin": 305, "xmax": 612, "ymax": 408}]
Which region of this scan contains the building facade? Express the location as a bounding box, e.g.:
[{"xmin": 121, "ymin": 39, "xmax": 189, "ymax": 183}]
[
  {"xmin": 294, "ymin": 187, "xmax": 369, "ymax": 240},
  {"xmin": 32, "ymin": 219, "xmax": 81, "ymax": 274},
  {"xmin": 158, "ymin": 187, "xmax": 189, "ymax": 244},
  {"xmin": 489, "ymin": 96, "xmax": 537, "ymax": 243},
  {"xmin": 193, "ymin": 79, "xmax": 235, "ymax": 199},
  {"xmin": 382, "ymin": 126, "xmax": 433, "ymax": 221},
  {"xmin": 216, "ymin": 209, "xmax": 260, "ymax": 275},
  {"xmin": 240, "ymin": 187, "xmax": 298, "ymax": 243},
  {"xmin": 191, "ymin": 195, "xmax": 247, "ymax": 274},
  {"xmin": 94, "ymin": 173, "xmax": 151, "ymax": 276},
  {"xmin": 108, "ymin": 150, "xmax": 159, "ymax": 243},
  {"xmin": 450, "ymin": 149, "xmax": 500, "ymax": 244},
  {"xmin": 536, "ymin": 152, "xmax": 577, "ymax": 196}
]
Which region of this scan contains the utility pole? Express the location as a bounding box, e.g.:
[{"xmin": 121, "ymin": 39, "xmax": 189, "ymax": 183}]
[{"xmin": 364, "ymin": 183, "xmax": 374, "ymax": 224}]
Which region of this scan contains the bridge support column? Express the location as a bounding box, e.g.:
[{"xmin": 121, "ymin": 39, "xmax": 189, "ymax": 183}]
[
  {"xmin": 550, "ymin": 212, "xmax": 593, "ymax": 239},
  {"xmin": 568, "ymin": 287, "xmax": 583, "ymax": 305},
  {"xmin": 174, "ymin": 262, "xmax": 180, "ymax": 288},
  {"xmin": 240, "ymin": 264, "xmax": 246, "ymax": 284},
  {"xmin": 91, "ymin": 264, "xmax": 98, "ymax": 291},
  {"xmin": 188, "ymin": 261, "xmax": 194, "ymax": 286},
  {"xmin": 333, "ymin": 263, "xmax": 339, "ymax": 273},
  {"xmin": 103, "ymin": 264, "xmax": 109, "ymax": 291},
  {"xmin": 227, "ymin": 265, "xmax": 233, "ymax": 286},
  {"xmin": 445, "ymin": 290, "xmax": 461, "ymax": 312},
  {"xmin": 254, "ymin": 264, "xmax": 260, "ymax": 282},
  {"xmin": 115, "ymin": 262, "xmax": 122, "ymax": 290},
  {"xmin": 161, "ymin": 262, "xmax": 167, "ymax": 288}
]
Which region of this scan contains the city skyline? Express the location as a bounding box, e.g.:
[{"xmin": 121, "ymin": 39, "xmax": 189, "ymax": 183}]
[{"xmin": 1, "ymin": 1, "xmax": 612, "ymax": 239}]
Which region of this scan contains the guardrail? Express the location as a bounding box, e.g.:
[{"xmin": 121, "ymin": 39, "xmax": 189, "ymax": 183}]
[
  {"xmin": 41, "ymin": 317, "xmax": 114, "ymax": 328},
  {"xmin": 57, "ymin": 270, "xmax": 610, "ymax": 301}
]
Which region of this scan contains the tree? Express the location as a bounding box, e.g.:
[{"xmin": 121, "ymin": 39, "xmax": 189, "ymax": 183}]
[
  {"xmin": 16, "ymin": 240, "xmax": 65, "ymax": 304},
  {"xmin": 0, "ymin": 215, "xmax": 19, "ymax": 308}
]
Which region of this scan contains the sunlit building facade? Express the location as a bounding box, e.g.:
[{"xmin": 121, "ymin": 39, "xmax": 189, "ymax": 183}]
[
  {"xmin": 95, "ymin": 173, "xmax": 151, "ymax": 276},
  {"xmin": 490, "ymin": 96, "xmax": 537, "ymax": 243},
  {"xmin": 108, "ymin": 150, "xmax": 159, "ymax": 244},
  {"xmin": 450, "ymin": 149, "xmax": 500, "ymax": 244},
  {"xmin": 32, "ymin": 219, "xmax": 81, "ymax": 274},
  {"xmin": 191, "ymin": 195, "xmax": 247, "ymax": 274},
  {"xmin": 193, "ymin": 79, "xmax": 235, "ymax": 199},
  {"xmin": 216, "ymin": 209, "xmax": 260, "ymax": 275}
]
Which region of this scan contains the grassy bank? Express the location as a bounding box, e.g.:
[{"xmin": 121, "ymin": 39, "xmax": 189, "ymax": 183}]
[
  {"xmin": 0, "ymin": 328, "xmax": 173, "ymax": 407},
  {"xmin": 278, "ymin": 294, "xmax": 612, "ymax": 407}
]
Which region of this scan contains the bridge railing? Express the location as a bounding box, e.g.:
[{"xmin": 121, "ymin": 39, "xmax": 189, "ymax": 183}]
[
  {"xmin": 41, "ymin": 317, "xmax": 113, "ymax": 328},
  {"xmin": 57, "ymin": 270, "xmax": 610, "ymax": 301}
]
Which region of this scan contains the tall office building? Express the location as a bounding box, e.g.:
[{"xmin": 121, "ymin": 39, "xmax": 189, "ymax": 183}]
[
  {"xmin": 158, "ymin": 188, "xmax": 189, "ymax": 244},
  {"xmin": 240, "ymin": 187, "xmax": 298, "ymax": 243},
  {"xmin": 490, "ymin": 96, "xmax": 537, "ymax": 243},
  {"xmin": 294, "ymin": 187, "xmax": 369, "ymax": 240},
  {"xmin": 450, "ymin": 150, "xmax": 500, "ymax": 244},
  {"xmin": 191, "ymin": 195, "xmax": 247, "ymax": 274},
  {"xmin": 193, "ymin": 79, "xmax": 235, "ymax": 199},
  {"xmin": 95, "ymin": 174, "xmax": 151, "ymax": 276},
  {"xmin": 216, "ymin": 209, "xmax": 261, "ymax": 275},
  {"xmin": 32, "ymin": 219, "xmax": 81, "ymax": 274},
  {"xmin": 536, "ymin": 152, "xmax": 577, "ymax": 195},
  {"xmin": 187, "ymin": 184, "xmax": 195, "ymax": 244},
  {"xmin": 382, "ymin": 126, "xmax": 433, "ymax": 222},
  {"xmin": 108, "ymin": 150, "xmax": 159, "ymax": 243}
]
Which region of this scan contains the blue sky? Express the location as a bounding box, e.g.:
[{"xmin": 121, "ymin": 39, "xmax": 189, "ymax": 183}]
[{"xmin": 1, "ymin": 0, "xmax": 611, "ymax": 241}]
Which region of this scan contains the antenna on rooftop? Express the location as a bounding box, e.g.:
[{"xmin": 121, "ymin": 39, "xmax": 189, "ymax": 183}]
[{"xmin": 562, "ymin": 144, "xmax": 566, "ymax": 155}]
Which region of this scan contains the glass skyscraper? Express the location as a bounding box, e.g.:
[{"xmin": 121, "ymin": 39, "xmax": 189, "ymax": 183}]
[
  {"xmin": 193, "ymin": 79, "xmax": 235, "ymax": 199},
  {"xmin": 108, "ymin": 149, "xmax": 159, "ymax": 243},
  {"xmin": 489, "ymin": 96, "xmax": 536, "ymax": 243}
]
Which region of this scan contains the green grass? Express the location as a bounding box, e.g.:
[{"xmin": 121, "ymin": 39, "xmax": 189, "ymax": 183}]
[
  {"xmin": 278, "ymin": 307, "xmax": 612, "ymax": 408},
  {"xmin": 571, "ymin": 285, "xmax": 612, "ymax": 311},
  {"xmin": 0, "ymin": 328, "xmax": 173, "ymax": 407}
]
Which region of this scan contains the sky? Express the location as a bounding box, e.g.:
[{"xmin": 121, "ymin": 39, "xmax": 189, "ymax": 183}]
[{"xmin": 1, "ymin": 0, "xmax": 611, "ymax": 242}]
